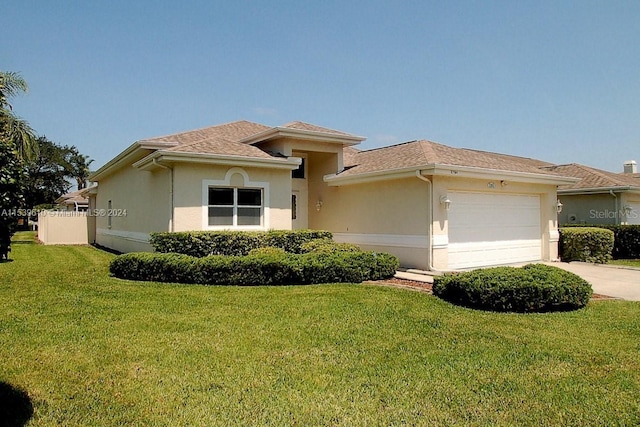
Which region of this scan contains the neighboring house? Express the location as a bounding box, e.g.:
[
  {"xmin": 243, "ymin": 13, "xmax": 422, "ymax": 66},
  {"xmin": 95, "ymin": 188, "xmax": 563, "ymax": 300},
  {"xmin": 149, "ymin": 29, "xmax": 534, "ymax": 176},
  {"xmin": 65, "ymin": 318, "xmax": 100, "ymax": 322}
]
[
  {"xmin": 88, "ymin": 120, "xmax": 577, "ymax": 270},
  {"xmin": 542, "ymin": 161, "xmax": 640, "ymax": 225},
  {"xmin": 55, "ymin": 188, "xmax": 90, "ymax": 211}
]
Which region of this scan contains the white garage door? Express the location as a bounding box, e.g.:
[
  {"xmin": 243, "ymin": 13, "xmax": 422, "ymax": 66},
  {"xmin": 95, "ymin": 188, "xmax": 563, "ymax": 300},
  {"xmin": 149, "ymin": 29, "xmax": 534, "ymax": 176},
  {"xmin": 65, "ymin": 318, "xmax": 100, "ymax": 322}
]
[{"xmin": 447, "ymin": 192, "xmax": 542, "ymax": 269}]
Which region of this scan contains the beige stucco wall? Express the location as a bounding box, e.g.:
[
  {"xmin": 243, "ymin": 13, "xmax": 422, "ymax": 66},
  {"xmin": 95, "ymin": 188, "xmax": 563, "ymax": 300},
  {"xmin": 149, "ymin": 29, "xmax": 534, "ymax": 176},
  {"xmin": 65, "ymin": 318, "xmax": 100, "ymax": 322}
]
[
  {"xmin": 38, "ymin": 211, "xmax": 89, "ymax": 245},
  {"xmin": 172, "ymin": 163, "xmax": 293, "ymax": 231},
  {"xmin": 94, "ymin": 161, "xmax": 294, "ymax": 253},
  {"xmin": 312, "ymin": 170, "xmax": 431, "ymax": 270},
  {"xmin": 94, "ymin": 161, "xmax": 171, "ymax": 253}
]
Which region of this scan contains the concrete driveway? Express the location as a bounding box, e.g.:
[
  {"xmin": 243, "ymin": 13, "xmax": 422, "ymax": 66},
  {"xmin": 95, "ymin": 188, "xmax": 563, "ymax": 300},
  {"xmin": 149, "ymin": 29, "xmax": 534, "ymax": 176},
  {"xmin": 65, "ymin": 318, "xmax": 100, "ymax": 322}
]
[{"xmin": 545, "ymin": 262, "xmax": 640, "ymax": 301}]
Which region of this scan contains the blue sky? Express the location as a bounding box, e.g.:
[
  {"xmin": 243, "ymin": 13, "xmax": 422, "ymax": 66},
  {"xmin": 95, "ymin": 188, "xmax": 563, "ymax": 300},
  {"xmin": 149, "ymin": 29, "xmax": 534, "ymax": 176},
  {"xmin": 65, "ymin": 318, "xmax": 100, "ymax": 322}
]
[{"xmin": 5, "ymin": 0, "xmax": 639, "ymax": 173}]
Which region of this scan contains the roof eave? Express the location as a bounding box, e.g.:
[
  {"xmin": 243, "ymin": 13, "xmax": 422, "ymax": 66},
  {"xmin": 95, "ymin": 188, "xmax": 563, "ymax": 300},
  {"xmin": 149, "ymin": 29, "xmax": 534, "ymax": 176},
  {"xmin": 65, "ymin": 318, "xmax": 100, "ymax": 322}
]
[
  {"xmin": 325, "ymin": 164, "xmax": 580, "ymax": 186},
  {"xmin": 239, "ymin": 127, "xmax": 365, "ymax": 146},
  {"xmin": 133, "ymin": 150, "xmax": 302, "ymax": 171},
  {"xmin": 89, "ymin": 140, "xmax": 178, "ymax": 181},
  {"xmin": 558, "ymin": 186, "xmax": 640, "ymax": 195},
  {"xmin": 429, "ymin": 164, "xmax": 580, "ymax": 185}
]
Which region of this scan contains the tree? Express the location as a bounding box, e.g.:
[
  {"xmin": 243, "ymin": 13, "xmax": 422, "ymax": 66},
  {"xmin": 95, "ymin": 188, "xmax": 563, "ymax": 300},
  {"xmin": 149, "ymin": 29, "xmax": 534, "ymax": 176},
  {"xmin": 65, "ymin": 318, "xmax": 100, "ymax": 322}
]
[
  {"xmin": 22, "ymin": 137, "xmax": 73, "ymax": 210},
  {"xmin": 0, "ymin": 71, "xmax": 37, "ymax": 161},
  {"xmin": 64, "ymin": 147, "xmax": 94, "ymax": 190},
  {"xmin": 0, "ymin": 140, "xmax": 27, "ymax": 239},
  {"xmin": 0, "ymin": 71, "xmax": 28, "ymax": 108}
]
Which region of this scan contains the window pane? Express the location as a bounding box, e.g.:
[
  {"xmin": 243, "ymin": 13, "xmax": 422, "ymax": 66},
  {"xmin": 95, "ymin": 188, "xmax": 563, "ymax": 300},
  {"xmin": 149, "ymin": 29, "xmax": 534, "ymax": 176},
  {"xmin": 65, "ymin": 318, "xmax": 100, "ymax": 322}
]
[
  {"xmin": 292, "ymin": 158, "xmax": 305, "ymax": 179},
  {"xmin": 209, "ymin": 188, "xmax": 234, "ymax": 205},
  {"xmin": 208, "ymin": 207, "xmax": 233, "ymax": 226},
  {"xmin": 237, "ymin": 189, "xmax": 262, "ymax": 206},
  {"xmin": 238, "ymin": 207, "xmax": 261, "ymax": 225}
]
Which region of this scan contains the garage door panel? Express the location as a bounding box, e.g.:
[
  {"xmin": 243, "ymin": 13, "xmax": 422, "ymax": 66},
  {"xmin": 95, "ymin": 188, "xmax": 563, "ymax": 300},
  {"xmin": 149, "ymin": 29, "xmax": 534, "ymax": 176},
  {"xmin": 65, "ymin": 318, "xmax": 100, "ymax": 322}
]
[
  {"xmin": 449, "ymin": 239, "xmax": 542, "ymax": 269},
  {"xmin": 447, "ymin": 192, "xmax": 542, "ymax": 269}
]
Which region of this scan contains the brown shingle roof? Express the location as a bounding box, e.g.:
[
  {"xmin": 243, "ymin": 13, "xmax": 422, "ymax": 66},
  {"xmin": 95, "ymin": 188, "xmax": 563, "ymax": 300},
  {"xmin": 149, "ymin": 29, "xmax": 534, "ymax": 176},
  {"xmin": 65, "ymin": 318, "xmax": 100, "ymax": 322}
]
[
  {"xmin": 55, "ymin": 188, "xmax": 89, "ymax": 205},
  {"xmin": 140, "ymin": 120, "xmax": 275, "ymax": 159},
  {"xmin": 341, "ymin": 140, "xmax": 555, "ymax": 176},
  {"xmin": 138, "ymin": 120, "xmax": 362, "ymax": 159},
  {"xmin": 542, "ymin": 163, "xmax": 640, "ymax": 191},
  {"xmin": 280, "ymin": 121, "xmax": 356, "ymax": 136}
]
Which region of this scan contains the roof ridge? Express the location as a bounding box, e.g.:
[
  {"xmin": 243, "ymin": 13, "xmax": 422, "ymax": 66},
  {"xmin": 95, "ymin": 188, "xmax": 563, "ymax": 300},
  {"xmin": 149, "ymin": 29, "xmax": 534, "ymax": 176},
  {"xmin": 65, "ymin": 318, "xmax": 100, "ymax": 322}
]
[
  {"xmin": 355, "ymin": 139, "xmax": 421, "ymax": 153},
  {"xmin": 417, "ymin": 140, "xmax": 439, "ymax": 163},
  {"xmin": 162, "ymin": 121, "xmax": 271, "ymax": 152},
  {"xmin": 458, "ymin": 146, "xmax": 554, "ymax": 165},
  {"xmin": 140, "ymin": 120, "xmax": 265, "ymax": 145},
  {"xmin": 279, "ymin": 121, "xmax": 356, "ymax": 136}
]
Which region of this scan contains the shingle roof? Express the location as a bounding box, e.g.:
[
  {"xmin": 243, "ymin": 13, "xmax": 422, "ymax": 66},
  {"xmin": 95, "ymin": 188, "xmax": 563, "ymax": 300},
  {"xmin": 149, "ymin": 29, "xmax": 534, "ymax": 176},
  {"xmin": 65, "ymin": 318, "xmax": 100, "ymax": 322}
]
[
  {"xmin": 280, "ymin": 121, "xmax": 356, "ymax": 136},
  {"xmin": 341, "ymin": 140, "xmax": 555, "ymax": 176},
  {"xmin": 137, "ymin": 120, "xmax": 362, "ymax": 159},
  {"xmin": 55, "ymin": 188, "xmax": 89, "ymax": 205},
  {"xmin": 141, "ymin": 120, "xmax": 275, "ymax": 159},
  {"xmin": 541, "ymin": 163, "xmax": 640, "ymax": 191}
]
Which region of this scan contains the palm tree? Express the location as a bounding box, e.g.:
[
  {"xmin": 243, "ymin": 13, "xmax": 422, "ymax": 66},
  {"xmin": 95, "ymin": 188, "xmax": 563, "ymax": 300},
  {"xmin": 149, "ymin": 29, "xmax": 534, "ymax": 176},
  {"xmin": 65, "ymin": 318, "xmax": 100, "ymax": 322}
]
[
  {"xmin": 65, "ymin": 147, "xmax": 94, "ymax": 189},
  {"xmin": 0, "ymin": 71, "xmax": 28, "ymax": 109},
  {"xmin": 0, "ymin": 71, "xmax": 37, "ymax": 161}
]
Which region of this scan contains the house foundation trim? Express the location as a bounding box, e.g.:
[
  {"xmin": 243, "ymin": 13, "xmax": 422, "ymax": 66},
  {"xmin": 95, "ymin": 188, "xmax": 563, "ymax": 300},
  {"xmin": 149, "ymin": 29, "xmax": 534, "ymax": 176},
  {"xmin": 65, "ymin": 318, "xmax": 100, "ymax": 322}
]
[{"xmin": 333, "ymin": 233, "xmax": 428, "ymax": 249}]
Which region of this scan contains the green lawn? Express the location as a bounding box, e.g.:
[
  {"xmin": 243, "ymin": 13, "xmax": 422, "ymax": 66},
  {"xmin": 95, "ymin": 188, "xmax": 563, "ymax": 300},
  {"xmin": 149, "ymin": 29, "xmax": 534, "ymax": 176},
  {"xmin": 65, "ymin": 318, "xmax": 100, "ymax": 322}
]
[
  {"xmin": 609, "ymin": 259, "xmax": 640, "ymax": 268},
  {"xmin": 1, "ymin": 232, "xmax": 640, "ymax": 426}
]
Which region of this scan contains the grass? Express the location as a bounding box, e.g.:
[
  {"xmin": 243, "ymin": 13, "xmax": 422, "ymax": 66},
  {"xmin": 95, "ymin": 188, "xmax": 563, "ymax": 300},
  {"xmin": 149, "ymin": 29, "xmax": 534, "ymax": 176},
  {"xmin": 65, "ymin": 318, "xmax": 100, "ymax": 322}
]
[
  {"xmin": 609, "ymin": 259, "xmax": 640, "ymax": 268},
  {"xmin": 1, "ymin": 232, "xmax": 640, "ymax": 426}
]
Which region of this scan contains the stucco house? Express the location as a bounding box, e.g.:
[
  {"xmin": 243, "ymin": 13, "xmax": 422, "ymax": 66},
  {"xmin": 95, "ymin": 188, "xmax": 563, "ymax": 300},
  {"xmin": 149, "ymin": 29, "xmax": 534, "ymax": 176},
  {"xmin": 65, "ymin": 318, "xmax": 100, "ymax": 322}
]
[
  {"xmin": 542, "ymin": 161, "xmax": 640, "ymax": 225},
  {"xmin": 88, "ymin": 120, "xmax": 577, "ymax": 270}
]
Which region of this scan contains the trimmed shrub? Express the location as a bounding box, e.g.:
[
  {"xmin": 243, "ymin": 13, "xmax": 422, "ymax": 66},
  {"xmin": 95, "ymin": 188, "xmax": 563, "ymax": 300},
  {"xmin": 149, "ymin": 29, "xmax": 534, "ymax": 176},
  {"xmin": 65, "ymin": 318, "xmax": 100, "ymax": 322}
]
[
  {"xmin": 561, "ymin": 224, "xmax": 640, "ymax": 259},
  {"xmin": 559, "ymin": 227, "xmax": 614, "ymax": 263},
  {"xmin": 612, "ymin": 225, "xmax": 640, "ymax": 259},
  {"xmin": 149, "ymin": 230, "xmax": 333, "ymax": 257},
  {"xmin": 300, "ymin": 239, "xmax": 362, "ymax": 254},
  {"xmin": 262, "ymin": 230, "xmax": 334, "ymax": 254},
  {"xmin": 109, "ymin": 250, "xmax": 399, "ymax": 286},
  {"xmin": 432, "ymin": 264, "xmax": 593, "ymax": 312},
  {"xmin": 247, "ymin": 246, "xmax": 288, "ymax": 257}
]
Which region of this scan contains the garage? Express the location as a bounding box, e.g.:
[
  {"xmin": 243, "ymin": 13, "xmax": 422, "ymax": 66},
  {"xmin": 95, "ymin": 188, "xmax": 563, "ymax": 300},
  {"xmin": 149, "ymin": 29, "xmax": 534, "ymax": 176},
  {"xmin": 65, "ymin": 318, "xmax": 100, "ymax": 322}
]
[{"xmin": 447, "ymin": 191, "xmax": 542, "ymax": 269}]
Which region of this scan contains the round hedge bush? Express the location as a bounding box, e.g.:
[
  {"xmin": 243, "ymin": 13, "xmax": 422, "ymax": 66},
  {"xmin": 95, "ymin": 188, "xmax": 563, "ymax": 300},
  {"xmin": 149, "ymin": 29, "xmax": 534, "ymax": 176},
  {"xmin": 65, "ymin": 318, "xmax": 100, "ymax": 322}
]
[{"xmin": 432, "ymin": 264, "xmax": 592, "ymax": 312}]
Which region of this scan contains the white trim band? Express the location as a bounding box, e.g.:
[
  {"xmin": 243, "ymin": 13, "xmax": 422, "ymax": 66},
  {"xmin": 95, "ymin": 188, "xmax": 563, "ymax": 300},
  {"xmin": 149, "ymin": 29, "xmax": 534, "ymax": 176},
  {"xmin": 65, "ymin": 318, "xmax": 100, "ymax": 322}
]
[
  {"xmin": 333, "ymin": 233, "xmax": 428, "ymax": 249},
  {"xmin": 96, "ymin": 228, "xmax": 150, "ymax": 243}
]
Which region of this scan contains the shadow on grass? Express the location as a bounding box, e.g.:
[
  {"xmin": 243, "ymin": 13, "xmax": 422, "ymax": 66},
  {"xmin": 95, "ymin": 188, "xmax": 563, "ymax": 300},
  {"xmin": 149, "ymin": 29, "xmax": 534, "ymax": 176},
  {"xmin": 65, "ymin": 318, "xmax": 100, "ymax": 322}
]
[
  {"xmin": 0, "ymin": 382, "xmax": 33, "ymax": 427},
  {"xmin": 0, "ymin": 259, "xmax": 14, "ymax": 264}
]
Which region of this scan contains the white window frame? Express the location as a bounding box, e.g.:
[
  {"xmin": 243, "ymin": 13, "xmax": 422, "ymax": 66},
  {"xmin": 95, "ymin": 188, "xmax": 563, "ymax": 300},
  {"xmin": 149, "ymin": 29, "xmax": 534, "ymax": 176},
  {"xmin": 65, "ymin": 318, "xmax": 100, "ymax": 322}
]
[
  {"xmin": 202, "ymin": 168, "xmax": 270, "ymax": 230},
  {"xmin": 208, "ymin": 187, "xmax": 263, "ymax": 227}
]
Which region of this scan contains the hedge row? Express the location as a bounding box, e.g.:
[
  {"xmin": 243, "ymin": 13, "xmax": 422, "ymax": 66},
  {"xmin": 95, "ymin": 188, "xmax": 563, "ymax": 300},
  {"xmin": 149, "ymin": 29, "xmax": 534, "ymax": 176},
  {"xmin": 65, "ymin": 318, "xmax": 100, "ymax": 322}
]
[
  {"xmin": 559, "ymin": 227, "xmax": 614, "ymax": 263},
  {"xmin": 433, "ymin": 264, "xmax": 593, "ymax": 312},
  {"xmin": 149, "ymin": 230, "xmax": 334, "ymax": 257},
  {"xmin": 109, "ymin": 250, "xmax": 399, "ymax": 286},
  {"xmin": 561, "ymin": 224, "xmax": 640, "ymax": 259}
]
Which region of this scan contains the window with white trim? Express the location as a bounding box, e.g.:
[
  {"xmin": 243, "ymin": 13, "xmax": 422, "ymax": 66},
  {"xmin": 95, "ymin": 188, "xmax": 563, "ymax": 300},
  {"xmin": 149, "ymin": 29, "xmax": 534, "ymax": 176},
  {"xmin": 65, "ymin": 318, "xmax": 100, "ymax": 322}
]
[{"xmin": 208, "ymin": 187, "xmax": 263, "ymax": 227}]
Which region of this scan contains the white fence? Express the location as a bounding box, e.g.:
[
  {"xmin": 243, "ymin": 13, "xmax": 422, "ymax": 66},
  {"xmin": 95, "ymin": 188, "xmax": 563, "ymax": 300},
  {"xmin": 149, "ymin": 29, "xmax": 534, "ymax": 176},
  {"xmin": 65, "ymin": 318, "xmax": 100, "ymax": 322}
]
[{"xmin": 38, "ymin": 211, "xmax": 89, "ymax": 245}]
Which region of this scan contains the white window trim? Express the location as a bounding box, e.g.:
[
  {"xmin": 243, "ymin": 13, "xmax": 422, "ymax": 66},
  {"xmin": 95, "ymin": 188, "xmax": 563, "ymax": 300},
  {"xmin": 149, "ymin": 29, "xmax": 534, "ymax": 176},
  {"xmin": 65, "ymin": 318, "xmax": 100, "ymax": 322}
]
[{"xmin": 202, "ymin": 168, "xmax": 270, "ymax": 230}]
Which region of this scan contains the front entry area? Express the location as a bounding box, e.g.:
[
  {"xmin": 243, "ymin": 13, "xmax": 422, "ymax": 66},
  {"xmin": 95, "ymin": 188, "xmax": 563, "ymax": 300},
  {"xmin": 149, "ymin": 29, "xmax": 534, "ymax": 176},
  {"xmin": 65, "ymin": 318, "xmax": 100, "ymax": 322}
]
[{"xmin": 447, "ymin": 191, "xmax": 542, "ymax": 269}]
